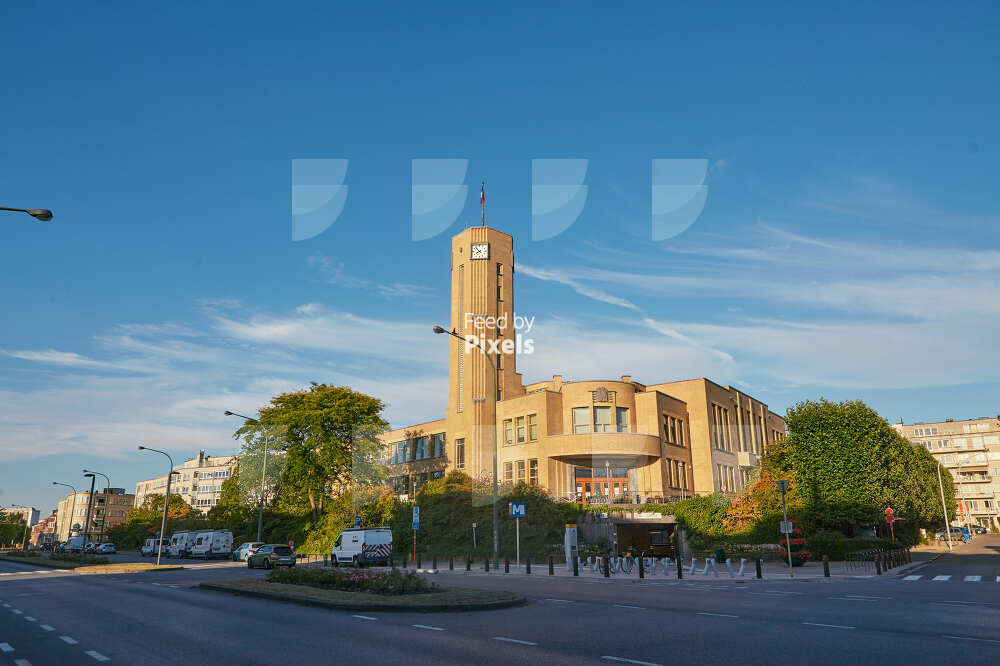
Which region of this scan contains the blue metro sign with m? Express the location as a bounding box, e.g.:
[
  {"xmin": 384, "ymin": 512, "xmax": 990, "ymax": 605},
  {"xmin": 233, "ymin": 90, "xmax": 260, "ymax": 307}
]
[{"xmin": 510, "ymin": 502, "xmax": 526, "ymax": 518}]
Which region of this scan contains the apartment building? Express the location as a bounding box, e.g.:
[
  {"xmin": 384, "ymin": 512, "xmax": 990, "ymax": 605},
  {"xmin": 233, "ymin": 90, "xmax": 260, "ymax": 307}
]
[
  {"xmin": 894, "ymin": 416, "xmax": 1000, "ymax": 531},
  {"xmin": 30, "ymin": 510, "xmax": 58, "ymax": 546},
  {"xmin": 134, "ymin": 450, "xmax": 237, "ymax": 512},
  {"xmin": 1, "ymin": 506, "xmax": 39, "ymax": 527},
  {"xmin": 380, "ymin": 225, "xmax": 785, "ymax": 503},
  {"xmin": 55, "ymin": 489, "xmax": 134, "ymax": 542}
]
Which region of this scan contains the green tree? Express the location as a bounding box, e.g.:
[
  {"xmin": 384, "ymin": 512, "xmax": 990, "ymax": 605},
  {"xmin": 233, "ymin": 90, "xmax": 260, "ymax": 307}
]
[
  {"xmin": 126, "ymin": 493, "xmax": 201, "ymax": 524},
  {"xmin": 0, "ymin": 511, "xmax": 28, "ymax": 547},
  {"xmin": 232, "ymin": 383, "xmax": 389, "ymax": 521}
]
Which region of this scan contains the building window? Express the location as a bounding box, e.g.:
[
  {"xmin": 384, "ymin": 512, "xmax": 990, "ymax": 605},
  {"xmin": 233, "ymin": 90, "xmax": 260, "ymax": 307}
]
[
  {"xmin": 616, "ymin": 407, "xmax": 628, "ymax": 433},
  {"xmin": 594, "ymin": 406, "xmax": 612, "ymax": 433},
  {"xmin": 504, "ymin": 461, "xmax": 513, "ymax": 483},
  {"xmin": 456, "ymin": 438, "xmax": 465, "ymax": 469},
  {"xmin": 712, "ymin": 405, "xmax": 732, "ymax": 452},
  {"xmin": 572, "ymin": 407, "xmax": 590, "ymax": 434},
  {"xmin": 516, "ymin": 416, "xmax": 526, "ymax": 443},
  {"xmin": 504, "ymin": 419, "xmax": 513, "ymax": 446},
  {"xmin": 432, "ymin": 433, "xmax": 445, "ymax": 458},
  {"xmin": 528, "ymin": 414, "xmax": 538, "ymax": 441},
  {"xmin": 529, "ymin": 459, "xmax": 538, "ymax": 485},
  {"xmin": 516, "ymin": 460, "xmax": 526, "ymax": 482}
]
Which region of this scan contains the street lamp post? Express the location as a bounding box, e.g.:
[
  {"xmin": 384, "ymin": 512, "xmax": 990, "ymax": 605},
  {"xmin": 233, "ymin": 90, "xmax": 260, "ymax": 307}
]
[
  {"xmin": 434, "ymin": 325, "xmax": 500, "ymax": 567},
  {"xmin": 138, "ymin": 445, "xmax": 174, "ymax": 566},
  {"xmin": 52, "ymin": 482, "xmax": 78, "ymax": 542},
  {"xmin": 224, "ymin": 410, "xmax": 270, "ymax": 543},
  {"xmin": 82, "ymin": 474, "xmax": 96, "ymax": 547},
  {"xmin": 83, "ymin": 469, "xmax": 111, "ymax": 544},
  {"xmin": 0, "ymin": 206, "xmax": 53, "ymax": 221},
  {"xmin": 936, "ymin": 463, "xmax": 953, "ymax": 551}
]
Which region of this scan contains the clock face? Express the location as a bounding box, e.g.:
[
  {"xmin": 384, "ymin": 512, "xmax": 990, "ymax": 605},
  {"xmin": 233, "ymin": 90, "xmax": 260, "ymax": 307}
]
[{"xmin": 471, "ymin": 243, "xmax": 489, "ymax": 259}]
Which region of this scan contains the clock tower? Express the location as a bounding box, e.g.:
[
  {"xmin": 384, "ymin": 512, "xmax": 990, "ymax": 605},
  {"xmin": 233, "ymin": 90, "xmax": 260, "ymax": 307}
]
[{"xmin": 445, "ymin": 226, "xmax": 523, "ymax": 479}]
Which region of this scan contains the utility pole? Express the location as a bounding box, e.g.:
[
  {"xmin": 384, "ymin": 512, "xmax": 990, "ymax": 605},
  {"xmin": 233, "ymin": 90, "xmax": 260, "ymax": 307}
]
[{"xmin": 82, "ymin": 474, "xmax": 96, "ymax": 547}]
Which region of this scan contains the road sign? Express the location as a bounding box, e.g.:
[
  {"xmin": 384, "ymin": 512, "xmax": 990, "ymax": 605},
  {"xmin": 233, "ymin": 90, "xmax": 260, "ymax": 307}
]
[
  {"xmin": 510, "ymin": 502, "xmax": 526, "ymax": 518},
  {"xmin": 355, "ymin": 516, "xmax": 362, "ymax": 528},
  {"xmin": 776, "ymin": 480, "xmax": 789, "ymax": 493},
  {"xmin": 885, "ymin": 507, "xmax": 895, "ymax": 523},
  {"xmin": 412, "ymin": 506, "xmax": 420, "ymax": 530},
  {"xmin": 780, "ymin": 521, "xmax": 794, "ymax": 534}
]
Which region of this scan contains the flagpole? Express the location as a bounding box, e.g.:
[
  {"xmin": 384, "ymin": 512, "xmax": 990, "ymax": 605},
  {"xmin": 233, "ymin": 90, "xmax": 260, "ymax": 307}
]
[{"xmin": 481, "ymin": 181, "xmax": 486, "ymax": 227}]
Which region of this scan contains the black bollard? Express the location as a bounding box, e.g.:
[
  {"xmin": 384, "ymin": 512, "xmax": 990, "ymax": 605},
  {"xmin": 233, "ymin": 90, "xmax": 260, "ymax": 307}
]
[
  {"xmin": 755, "ymin": 558, "xmax": 762, "ymax": 579},
  {"xmin": 639, "ymin": 555, "xmax": 645, "ymax": 579},
  {"xmin": 678, "ymin": 555, "xmax": 684, "ymax": 580},
  {"xmin": 449, "ymin": 555, "xmax": 454, "ymax": 571},
  {"xmin": 466, "ymin": 554, "xmax": 471, "ymax": 571},
  {"xmin": 417, "ymin": 553, "xmax": 422, "ymax": 569},
  {"xmin": 485, "ymin": 558, "xmax": 490, "ymax": 572},
  {"xmin": 403, "ymin": 555, "xmax": 407, "ymax": 569},
  {"xmin": 603, "ymin": 556, "xmax": 610, "ymax": 578},
  {"xmin": 905, "ymin": 548, "xmax": 911, "ymax": 564},
  {"xmin": 573, "ymin": 556, "xmax": 579, "ymax": 577},
  {"xmin": 505, "ymin": 558, "xmax": 510, "ymax": 573},
  {"xmin": 549, "ymin": 555, "xmax": 554, "ymax": 575},
  {"xmin": 526, "ymin": 557, "xmax": 531, "ymax": 574},
  {"xmin": 875, "ymin": 554, "xmax": 882, "ymax": 575},
  {"xmin": 822, "ymin": 555, "xmax": 830, "ymax": 577},
  {"xmin": 432, "ymin": 555, "xmax": 437, "ymax": 571}
]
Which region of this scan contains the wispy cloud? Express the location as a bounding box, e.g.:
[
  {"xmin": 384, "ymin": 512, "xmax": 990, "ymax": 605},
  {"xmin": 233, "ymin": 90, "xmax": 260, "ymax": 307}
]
[
  {"xmin": 308, "ymin": 255, "xmax": 434, "ymax": 298},
  {"xmin": 1, "ymin": 350, "xmax": 110, "ymax": 368}
]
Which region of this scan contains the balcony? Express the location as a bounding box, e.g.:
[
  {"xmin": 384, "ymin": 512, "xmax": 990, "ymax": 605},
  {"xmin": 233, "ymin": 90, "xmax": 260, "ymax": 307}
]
[
  {"xmin": 956, "ymin": 474, "xmax": 992, "ymax": 484},
  {"xmin": 545, "ymin": 432, "xmax": 663, "ymax": 465}
]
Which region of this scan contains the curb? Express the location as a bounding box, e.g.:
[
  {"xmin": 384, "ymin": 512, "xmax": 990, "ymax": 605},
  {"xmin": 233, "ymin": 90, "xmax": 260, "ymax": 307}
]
[
  {"xmin": 892, "ymin": 553, "xmax": 945, "ymax": 577},
  {"xmin": 197, "ymin": 582, "xmax": 526, "ymax": 613},
  {"xmin": 0, "ymin": 556, "xmax": 82, "ymax": 570},
  {"xmin": 74, "ymin": 565, "xmax": 185, "ymax": 575}
]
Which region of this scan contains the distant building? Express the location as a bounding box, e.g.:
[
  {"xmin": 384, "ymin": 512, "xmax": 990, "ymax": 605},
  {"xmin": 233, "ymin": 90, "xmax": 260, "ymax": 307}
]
[
  {"xmin": 31, "ymin": 510, "xmax": 58, "ymax": 546},
  {"xmin": 55, "ymin": 488, "xmax": 134, "ymax": 542},
  {"xmin": 134, "ymin": 450, "xmax": 237, "ymax": 513},
  {"xmin": 894, "ymin": 416, "xmax": 1000, "ymax": 531},
  {"xmin": 2, "ymin": 506, "xmax": 39, "ymax": 527}
]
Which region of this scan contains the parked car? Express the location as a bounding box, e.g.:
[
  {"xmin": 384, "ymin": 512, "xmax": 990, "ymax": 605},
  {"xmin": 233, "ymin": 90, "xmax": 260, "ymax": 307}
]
[
  {"xmin": 331, "ymin": 527, "xmax": 392, "ymax": 566},
  {"xmin": 935, "ymin": 527, "xmax": 965, "ymax": 541},
  {"xmin": 66, "ymin": 536, "xmax": 86, "ymax": 552},
  {"xmin": 167, "ymin": 531, "xmax": 198, "ymax": 558},
  {"xmin": 83, "ymin": 542, "xmax": 98, "ymax": 553},
  {"xmin": 972, "ymin": 525, "xmax": 988, "ymax": 535},
  {"xmin": 95, "ymin": 543, "xmax": 116, "ymax": 554},
  {"xmin": 232, "ymin": 542, "xmax": 265, "ymax": 562},
  {"xmin": 141, "ymin": 538, "xmax": 169, "ymax": 557},
  {"xmin": 247, "ymin": 544, "xmax": 296, "ymax": 569}
]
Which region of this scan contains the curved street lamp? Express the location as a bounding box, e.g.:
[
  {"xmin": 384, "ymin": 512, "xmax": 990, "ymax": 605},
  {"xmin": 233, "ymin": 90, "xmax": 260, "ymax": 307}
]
[
  {"xmin": 83, "ymin": 469, "xmax": 111, "ymax": 543},
  {"xmin": 433, "ymin": 324, "xmax": 500, "ymax": 567},
  {"xmin": 138, "ymin": 445, "xmax": 174, "ymax": 566},
  {"xmin": 0, "ymin": 206, "xmax": 53, "ymax": 221},
  {"xmin": 224, "ymin": 410, "xmax": 270, "ymax": 543},
  {"xmin": 52, "ymin": 482, "xmax": 78, "ymax": 541}
]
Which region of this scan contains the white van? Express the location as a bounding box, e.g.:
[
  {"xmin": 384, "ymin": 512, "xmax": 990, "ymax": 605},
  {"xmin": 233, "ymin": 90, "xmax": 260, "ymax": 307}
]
[
  {"xmin": 141, "ymin": 538, "xmax": 169, "ymax": 557},
  {"xmin": 332, "ymin": 527, "xmax": 392, "ymax": 566},
  {"xmin": 167, "ymin": 531, "xmax": 197, "ymax": 558},
  {"xmin": 188, "ymin": 530, "xmax": 233, "ymax": 559}
]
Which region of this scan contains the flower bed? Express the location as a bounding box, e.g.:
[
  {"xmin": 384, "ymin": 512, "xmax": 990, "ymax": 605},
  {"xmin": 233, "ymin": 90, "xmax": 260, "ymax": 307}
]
[{"xmin": 267, "ymin": 566, "xmax": 437, "ymax": 596}]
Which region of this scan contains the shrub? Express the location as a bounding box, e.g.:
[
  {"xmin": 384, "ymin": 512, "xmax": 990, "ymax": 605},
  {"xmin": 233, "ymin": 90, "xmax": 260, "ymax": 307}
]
[
  {"xmin": 267, "ymin": 566, "xmax": 438, "ymax": 595},
  {"xmin": 1, "ymin": 550, "xmax": 40, "ymax": 558},
  {"xmin": 807, "ymin": 530, "xmax": 900, "ymax": 561},
  {"xmin": 49, "ymin": 553, "xmax": 109, "ymax": 565}
]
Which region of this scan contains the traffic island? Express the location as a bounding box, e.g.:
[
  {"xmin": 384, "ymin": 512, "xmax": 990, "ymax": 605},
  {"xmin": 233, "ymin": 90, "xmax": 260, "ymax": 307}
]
[
  {"xmin": 0, "ymin": 554, "xmax": 109, "ymax": 569},
  {"xmin": 199, "ymin": 578, "xmax": 526, "ymax": 613},
  {"xmin": 74, "ymin": 563, "xmax": 184, "ymax": 575}
]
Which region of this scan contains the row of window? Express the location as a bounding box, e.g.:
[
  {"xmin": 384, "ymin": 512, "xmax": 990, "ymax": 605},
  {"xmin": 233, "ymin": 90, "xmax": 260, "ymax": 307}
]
[
  {"xmin": 504, "ymin": 414, "xmax": 539, "ymax": 445},
  {"xmin": 665, "ymin": 459, "xmax": 689, "ymax": 490},
  {"xmin": 572, "ymin": 406, "xmax": 629, "ymax": 434},
  {"xmin": 387, "ymin": 434, "xmax": 447, "ymax": 465},
  {"xmin": 914, "ymin": 426, "xmax": 940, "ymax": 436},
  {"xmin": 717, "ymin": 463, "xmax": 738, "ymax": 493},
  {"xmin": 663, "ymin": 415, "xmax": 685, "ymax": 446},
  {"xmin": 388, "ymin": 471, "xmax": 446, "ymax": 495},
  {"xmin": 712, "ymin": 403, "xmax": 770, "ymax": 453},
  {"xmin": 503, "ymin": 459, "xmax": 539, "ymax": 485}
]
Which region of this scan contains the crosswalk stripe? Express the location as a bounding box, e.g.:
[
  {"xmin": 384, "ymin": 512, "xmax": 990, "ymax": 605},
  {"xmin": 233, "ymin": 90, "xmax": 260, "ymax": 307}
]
[
  {"xmin": 904, "ymin": 575, "xmax": 922, "ymax": 581},
  {"xmin": 964, "ymin": 575, "xmax": 982, "ymax": 582},
  {"xmin": 932, "ymin": 575, "xmax": 951, "ymax": 581}
]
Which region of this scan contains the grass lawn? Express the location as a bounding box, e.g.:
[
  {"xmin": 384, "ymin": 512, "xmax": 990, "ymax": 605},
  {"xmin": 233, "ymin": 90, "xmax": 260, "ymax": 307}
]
[{"xmin": 201, "ymin": 577, "xmax": 526, "ymax": 612}]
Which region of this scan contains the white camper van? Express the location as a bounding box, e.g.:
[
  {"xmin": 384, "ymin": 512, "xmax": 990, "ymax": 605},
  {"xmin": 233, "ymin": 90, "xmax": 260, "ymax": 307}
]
[
  {"xmin": 167, "ymin": 531, "xmax": 197, "ymax": 558},
  {"xmin": 188, "ymin": 529, "xmax": 234, "ymax": 559},
  {"xmin": 331, "ymin": 527, "xmax": 393, "ymax": 566},
  {"xmin": 141, "ymin": 537, "xmax": 169, "ymax": 557}
]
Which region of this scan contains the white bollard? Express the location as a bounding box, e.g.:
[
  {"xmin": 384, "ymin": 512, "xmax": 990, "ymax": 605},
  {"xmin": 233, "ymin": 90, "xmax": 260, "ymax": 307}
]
[
  {"xmin": 688, "ymin": 557, "xmax": 698, "ymax": 576},
  {"xmin": 726, "ymin": 558, "xmax": 734, "ymax": 578},
  {"xmin": 588, "ymin": 556, "xmax": 600, "ymax": 572},
  {"xmin": 702, "ymin": 559, "xmax": 711, "ymax": 576},
  {"xmin": 737, "ymin": 558, "xmax": 747, "ymax": 577}
]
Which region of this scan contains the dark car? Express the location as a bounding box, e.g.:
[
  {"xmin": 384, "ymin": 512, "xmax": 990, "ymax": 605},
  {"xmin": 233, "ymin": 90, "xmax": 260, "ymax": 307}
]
[
  {"xmin": 972, "ymin": 525, "xmax": 988, "ymax": 535},
  {"xmin": 247, "ymin": 544, "xmax": 296, "ymax": 569}
]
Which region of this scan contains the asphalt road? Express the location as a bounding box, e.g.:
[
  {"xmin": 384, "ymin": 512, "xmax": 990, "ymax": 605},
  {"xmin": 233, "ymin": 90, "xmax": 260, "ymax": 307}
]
[{"xmin": 2, "ymin": 537, "xmax": 999, "ymax": 665}]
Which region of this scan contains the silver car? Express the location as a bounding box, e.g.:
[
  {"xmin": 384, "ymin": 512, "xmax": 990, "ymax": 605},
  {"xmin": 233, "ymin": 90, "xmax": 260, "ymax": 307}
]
[{"xmin": 232, "ymin": 542, "xmax": 265, "ymax": 561}]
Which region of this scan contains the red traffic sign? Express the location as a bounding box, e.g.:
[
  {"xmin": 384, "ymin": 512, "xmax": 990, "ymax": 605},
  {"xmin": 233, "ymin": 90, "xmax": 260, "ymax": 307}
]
[
  {"xmin": 884, "ymin": 507, "xmax": 894, "ymax": 515},
  {"xmin": 288, "ymin": 540, "xmax": 295, "ymax": 548}
]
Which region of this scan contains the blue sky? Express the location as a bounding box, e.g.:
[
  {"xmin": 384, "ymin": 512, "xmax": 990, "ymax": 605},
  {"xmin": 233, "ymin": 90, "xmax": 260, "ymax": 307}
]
[{"xmin": 2, "ymin": 2, "xmax": 998, "ymax": 514}]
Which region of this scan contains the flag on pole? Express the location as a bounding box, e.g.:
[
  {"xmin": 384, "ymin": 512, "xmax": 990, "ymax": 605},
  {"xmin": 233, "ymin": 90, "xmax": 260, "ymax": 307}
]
[{"xmin": 480, "ymin": 182, "xmax": 485, "ymax": 226}]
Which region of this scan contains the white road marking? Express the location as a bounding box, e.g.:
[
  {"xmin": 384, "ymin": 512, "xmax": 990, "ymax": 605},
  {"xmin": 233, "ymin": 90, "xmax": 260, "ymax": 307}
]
[
  {"xmin": 614, "ymin": 604, "xmax": 644, "ymax": 609},
  {"xmin": 543, "ymin": 598, "xmax": 575, "ymax": 603},
  {"xmin": 0, "ymin": 573, "xmax": 10, "ymax": 575},
  {"xmin": 32, "ymin": 571, "xmax": 52, "ymax": 574},
  {"xmin": 964, "ymin": 575, "xmax": 981, "ymax": 582},
  {"xmin": 14, "ymin": 660, "xmax": 32, "ymax": 666},
  {"xmin": 903, "ymin": 575, "xmax": 922, "ymax": 580},
  {"xmin": 352, "ymin": 615, "xmax": 377, "ymax": 620},
  {"xmin": 803, "ymin": 622, "xmax": 855, "ymax": 629},
  {"xmin": 12, "ymin": 609, "xmax": 23, "ymax": 614},
  {"xmin": 996, "ymin": 576, "xmax": 1000, "ymax": 583},
  {"xmin": 86, "ymin": 651, "xmax": 110, "ymax": 662},
  {"xmin": 830, "ymin": 597, "xmax": 879, "ymax": 601},
  {"xmin": 932, "ymin": 575, "xmax": 951, "ymax": 581},
  {"xmin": 24, "ymin": 616, "xmax": 36, "ymax": 621},
  {"xmin": 412, "ymin": 624, "xmax": 444, "ymax": 631},
  {"xmin": 0, "ymin": 643, "xmax": 13, "ymax": 653},
  {"xmin": 492, "ymin": 637, "xmax": 537, "ymax": 646},
  {"xmin": 697, "ymin": 612, "xmax": 739, "ymax": 618},
  {"xmin": 602, "ymin": 656, "xmax": 663, "ymax": 666},
  {"xmin": 942, "ymin": 635, "xmax": 1000, "ymax": 644},
  {"xmin": 841, "ymin": 595, "xmax": 891, "ymax": 600},
  {"xmin": 2, "ymin": 603, "xmax": 10, "ymax": 607},
  {"xmin": 40, "ymin": 625, "xmax": 54, "ymax": 631},
  {"xmin": 59, "ymin": 636, "xmax": 78, "ymax": 645}
]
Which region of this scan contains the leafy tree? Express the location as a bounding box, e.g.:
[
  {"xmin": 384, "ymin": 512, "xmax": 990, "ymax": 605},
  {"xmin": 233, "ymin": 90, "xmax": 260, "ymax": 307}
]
[
  {"xmin": 232, "ymin": 383, "xmax": 389, "ymax": 521},
  {"xmin": 0, "ymin": 511, "xmax": 28, "ymax": 546},
  {"xmin": 125, "ymin": 493, "xmax": 201, "ymax": 524}
]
